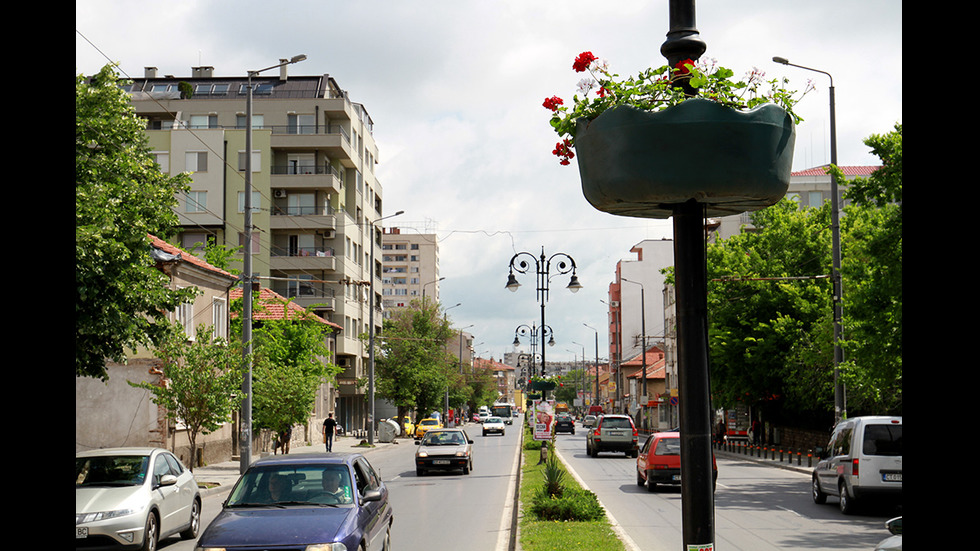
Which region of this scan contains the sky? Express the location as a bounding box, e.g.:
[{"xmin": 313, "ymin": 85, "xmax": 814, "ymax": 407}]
[{"xmin": 76, "ymin": 0, "xmax": 902, "ymax": 363}]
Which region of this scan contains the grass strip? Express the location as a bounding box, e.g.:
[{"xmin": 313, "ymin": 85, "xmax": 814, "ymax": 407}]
[{"xmin": 518, "ymin": 426, "xmax": 626, "ymax": 551}]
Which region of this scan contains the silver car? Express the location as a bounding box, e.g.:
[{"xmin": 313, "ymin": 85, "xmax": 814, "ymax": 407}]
[
  {"xmin": 586, "ymin": 414, "xmax": 639, "ymax": 457},
  {"xmin": 415, "ymin": 428, "xmax": 474, "ymax": 475},
  {"xmin": 76, "ymin": 447, "xmax": 201, "ymax": 551}
]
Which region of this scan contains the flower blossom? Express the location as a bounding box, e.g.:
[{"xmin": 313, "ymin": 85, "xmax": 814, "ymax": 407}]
[
  {"xmin": 674, "ymin": 58, "xmax": 695, "ymax": 74},
  {"xmin": 573, "ymin": 51, "xmax": 598, "ymax": 72},
  {"xmin": 542, "ymin": 96, "xmax": 564, "ymax": 111},
  {"xmin": 577, "ymin": 78, "xmax": 594, "ymax": 95},
  {"xmin": 552, "ymin": 139, "xmax": 575, "ymax": 166}
]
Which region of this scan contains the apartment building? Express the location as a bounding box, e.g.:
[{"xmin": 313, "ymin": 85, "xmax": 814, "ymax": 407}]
[
  {"xmin": 126, "ymin": 64, "xmax": 389, "ymax": 432},
  {"xmin": 381, "ymin": 227, "xmax": 440, "ymax": 316}
]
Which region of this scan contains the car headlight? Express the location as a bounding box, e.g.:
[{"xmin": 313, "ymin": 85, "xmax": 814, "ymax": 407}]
[
  {"xmin": 455, "ymin": 451, "xmax": 469, "ymax": 457},
  {"xmin": 306, "ymin": 544, "xmax": 348, "ymax": 551},
  {"xmin": 417, "ymin": 451, "xmax": 428, "ymax": 457},
  {"xmin": 76, "ymin": 509, "xmax": 136, "ymax": 524}
]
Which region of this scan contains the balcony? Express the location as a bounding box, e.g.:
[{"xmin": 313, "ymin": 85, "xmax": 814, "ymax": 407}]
[
  {"xmin": 270, "ymin": 204, "xmax": 337, "ymax": 232},
  {"xmin": 270, "ymin": 124, "xmax": 355, "ymax": 167},
  {"xmin": 271, "ymin": 163, "xmax": 343, "ymax": 194},
  {"xmin": 271, "ymin": 283, "xmax": 336, "ymax": 312},
  {"xmin": 270, "ymin": 246, "xmax": 337, "ymax": 272}
]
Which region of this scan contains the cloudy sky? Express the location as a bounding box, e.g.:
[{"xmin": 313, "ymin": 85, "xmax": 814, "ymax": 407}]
[{"xmin": 76, "ymin": 0, "xmax": 902, "ymax": 363}]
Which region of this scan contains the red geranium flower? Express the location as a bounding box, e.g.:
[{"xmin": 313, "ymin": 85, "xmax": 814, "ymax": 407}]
[
  {"xmin": 674, "ymin": 58, "xmax": 695, "ymax": 74},
  {"xmin": 542, "ymin": 95, "xmax": 564, "ymax": 111},
  {"xmin": 552, "ymin": 139, "xmax": 575, "ymax": 165},
  {"xmin": 573, "ymin": 51, "xmax": 598, "ymax": 73}
]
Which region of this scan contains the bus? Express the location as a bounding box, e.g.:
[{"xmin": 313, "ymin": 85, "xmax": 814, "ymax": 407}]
[{"xmin": 491, "ymin": 403, "xmax": 515, "ymax": 424}]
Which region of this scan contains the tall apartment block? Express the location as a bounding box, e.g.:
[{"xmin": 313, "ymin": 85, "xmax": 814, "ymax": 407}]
[
  {"xmin": 380, "ymin": 228, "xmax": 440, "ymax": 316},
  {"xmin": 126, "ymin": 64, "xmax": 389, "ymax": 430}
]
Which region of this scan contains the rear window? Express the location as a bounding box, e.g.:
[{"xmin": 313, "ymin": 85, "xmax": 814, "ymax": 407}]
[
  {"xmin": 654, "ymin": 437, "xmax": 681, "ymax": 456},
  {"xmin": 600, "ymin": 417, "xmax": 633, "ymax": 429},
  {"xmin": 863, "ymin": 424, "xmax": 902, "ymax": 456}
]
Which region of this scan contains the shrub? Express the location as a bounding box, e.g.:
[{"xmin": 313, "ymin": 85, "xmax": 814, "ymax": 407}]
[{"xmin": 530, "ymin": 488, "xmax": 605, "ymax": 522}]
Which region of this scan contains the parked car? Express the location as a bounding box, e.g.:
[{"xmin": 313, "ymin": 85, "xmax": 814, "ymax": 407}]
[
  {"xmin": 482, "ymin": 416, "xmax": 506, "ymax": 436},
  {"xmin": 76, "ymin": 447, "xmax": 201, "ymax": 551},
  {"xmin": 811, "ymin": 416, "xmax": 903, "ymax": 514},
  {"xmin": 582, "ymin": 414, "xmax": 597, "ymax": 428},
  {"xmin": 415, "ymin": 428, "xmax": 474, "ymax": 475},
  {"xmin": 875, "ymin": 517, "xmax": 902, "ymax": 551},
  {"xmin": 196, "ymin": 453, "xmax": 392, "ymax": 551},
  {"xmin": 586, "ymin": 414, "xmax": 638, "ymax": 457},
  {"xmin": 477, "ymin": 411, "xmax": 490, "ymax": 423},
  {"xmin": 554, "ymin": 412, "xmax": 575, "ymax": 434},
  {"xmin": 414, "ymin": 417, "xmax": 443, "ymax": 439},
  {"xmin": 636, "ymin": 431, "xmax": 717, "ymax": 491}
]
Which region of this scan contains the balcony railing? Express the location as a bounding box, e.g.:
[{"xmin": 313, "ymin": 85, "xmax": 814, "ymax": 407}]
[
  {"xmin": 270, "ymin": 205, "xmax": 335, "ymax": 217},
  {"xmin": 270, "ymin": 246, "xmax": 336, "ymax": 257},
  {"xmin": 270, "ymin": 164, "xmax": 344, "ymax": 178},
  {"xmin": 269, "ymin": 124, "xmax": 350, "ymax": 143}
]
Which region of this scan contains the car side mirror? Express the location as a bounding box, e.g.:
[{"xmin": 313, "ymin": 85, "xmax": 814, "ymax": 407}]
[
  {"xmin": 468, "ymin": 440, "xmax": 474, "ymax": 444},
  {"xmin": 814, "ymin": 447, "xmax": 827, "ymax": 459},
  {"xmin": 415, "ymin": 441, "xmax": 421, "ymax": 445},
  {"xmin": 157, "ymin": 474, "xmax": 178, "ymax": 488},
  {"xmin": 361, "ymin": 489, "xmax": 383, "ymax": 503},
  {"xmin": 885, "ymin": 516, "xmax": 902, "ymax": 536}
]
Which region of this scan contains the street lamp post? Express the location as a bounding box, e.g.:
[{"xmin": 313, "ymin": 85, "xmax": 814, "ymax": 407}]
[
  {"xmin": 621, "ymin": 278, "xmax": 648, "ymax": 429},
  {"xmin": 513, "ymin": 323, "xmax": 554, "ymax": 378},
  {"xmin": 506, "ymin": 248, "xmax": 581, "ymax": 377},
  {"xmin": 240, "ymin": 54, "xmax": 306, "ymax": 474},
  {"xmin": 583, "ymin": 323, "xmax": 600, "ymax": 410},
  {"xmin": 772, "ymin": 56, "xmax": 845, "ymax": 423},
  {"xmin": 367, "ymin": 210, "xmax": 404, "ymax": 446}
]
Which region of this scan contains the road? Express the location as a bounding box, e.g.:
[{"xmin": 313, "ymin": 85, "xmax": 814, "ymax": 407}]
[
  {"xmin": 159, "ymin": 422, "xmax": 522, "ymax": 551},
  {"xmin": 551, "ymin": 427, "xmax": 899, "ymax": 551}
]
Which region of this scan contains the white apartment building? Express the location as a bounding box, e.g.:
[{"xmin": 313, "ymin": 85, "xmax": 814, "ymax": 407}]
[
  {"xmin": 381, "ymin": 227, "xmax": 440, "ymax": 316},
  {"xmin": 126, "ymin": 64, "xmax": 390, "ymax": 432}
]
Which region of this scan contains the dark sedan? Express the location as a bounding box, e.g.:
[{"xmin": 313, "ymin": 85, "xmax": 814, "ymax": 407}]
[
  {"xmin": 554, "ymin": 413, "xmax": 575, "ymax": 434},
  {"xmin": 195, "ymin": 453, "xmax": 393, "ymax": 551}
]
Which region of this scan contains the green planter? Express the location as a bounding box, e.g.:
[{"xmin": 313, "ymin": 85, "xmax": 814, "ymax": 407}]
[
  {"xmin": 574, "ymin": 99, "xmax": 796, "ymax": 219},
  {"xmin": 531, "ymin": 381, "xmax": 557, "ymax": 391}
]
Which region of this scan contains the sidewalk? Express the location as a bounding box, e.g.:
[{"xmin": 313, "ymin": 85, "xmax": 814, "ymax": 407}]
[{"xmin": 191, "ymin": 432, "xmax": 402, "ymax": 497}]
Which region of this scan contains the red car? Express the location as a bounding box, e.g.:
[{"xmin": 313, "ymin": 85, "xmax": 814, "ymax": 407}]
[{"xmin": 636, "ymin": 431, "xmax": 717, "ymax": 491}]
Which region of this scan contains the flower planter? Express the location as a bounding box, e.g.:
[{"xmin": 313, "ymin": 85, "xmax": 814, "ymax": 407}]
[
  {"xmin": 531, "ymin": 380, "xmax": 557, "ymax": 391},
  {"xmin": 574, "ymin": 98, "xmax": 796, "ymax": 219}
]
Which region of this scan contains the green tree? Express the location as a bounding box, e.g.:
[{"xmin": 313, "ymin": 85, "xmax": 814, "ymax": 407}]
[
  {"xmin": 374, "ymin": 298, "xmax": 455, "ymax": 431},
  {"xmin": 130, "ymin": 323, "xmax": 245, "ymax": 470},
  {"xmin": 834, "ymin": 123, "xmax": 903, "ymax": 415},
  {"xmin": 76, "ymin": 65, "xmax": 195, "ymax": 380},
  {"xmin": 232, "ymin": 293, "xmax": 340, "ymax": 438}
]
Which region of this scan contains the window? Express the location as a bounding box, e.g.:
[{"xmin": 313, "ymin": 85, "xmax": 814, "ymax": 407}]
[
  {"xmin": 238, "ymin": 232, "xmax": 260, "ymax": 254},
  {"xmin": 152, "ymin": 152, "xmax": 169, "ymax": 173},
  {"xmin": 288, "ymin": 193, "xmax": 315, "ymax": 216},
  {"xmin": 177, "ymin": 297, "xmax": 195, "ymax": 340},
  {"xmin": 212, "ymin": 298, "xmax": 228, "ymax": 339},
  {"xmin": 185, "ymin": 191, "xmax": 207, "ymax": 213},
  {"xmin": 238, "ymin": 191, "xmax": 261, "ymax": 214},
  {"xmin": 236, "ymin": 114, "xmax": 265, "ymax": 129},
  {"xmin": 238, "ymin": 150, "xmax": 262, "ymax": 172},
  {"xmin": 186, "ymin": 151, "xmax": 208, "ymax": 173},
  {"xmin": 807, "ymin": 191, "xmax": 824, "ymax": 208},
  {"xmin": 287, "ymin": 114, "xmax": 316, "ymax": 135},
  {"xmin": 189, "ymin": 114, "xmax": 217, "ymax": 129}
]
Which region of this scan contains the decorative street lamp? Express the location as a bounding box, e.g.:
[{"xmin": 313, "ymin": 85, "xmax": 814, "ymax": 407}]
[
  {"xmin": 506, "ymin": 248, "xmax": 580, "ymax": 377},
  {"xmin": 240, "ymin": 54, "xmax": 306, "ymax": 474},
  {"xmin": 772, "ymin": 56, "xmax": 845, "ymax": 424},
  {"xmin": 513, "ymin": 323, "xmax": 554, "ymax": 378}
]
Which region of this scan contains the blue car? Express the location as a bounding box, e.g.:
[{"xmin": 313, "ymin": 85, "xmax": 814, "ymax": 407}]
[{"xmin": 196, "ymin": 453, "xmax": 393, "ymax": 551}]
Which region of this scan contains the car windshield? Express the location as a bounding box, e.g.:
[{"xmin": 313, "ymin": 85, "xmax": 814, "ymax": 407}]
[
  {"xmin": 601, "ymin": 418, "xmax": 633, "ymax": 429},
  {"xmin": 421, "ymin": 420, "xmax": 438, "ymax": 426},
  {"xmin": 76, "ymin": 455, "xmax": 150, "ymax": 487},
  {"xmin": 654, "ymin": 437, "xmax": 681, "ymax": 456},
  {"xmin": 487, "ymin": 417, "xmax": 502, "ymax": 423},
  {"xmin": 863, "ymin": 424, "xmax": 902, "ymax": 456},
  {"xmin": 422, "ymin": 431, "xmax": 466, "ymax": 446},
  {"xmin": 227, "ymin": 464, "xmax": 354, "ymax": 507}
]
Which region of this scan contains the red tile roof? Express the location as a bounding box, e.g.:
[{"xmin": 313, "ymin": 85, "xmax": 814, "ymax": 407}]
[
  {"xmin": 791, "ymin": 165, "xmax": 880, "ymax": 177},
  {"xmin": 229, "ymin": 286, "xmax": 341, "ymax": 330},
  {"xmin": 148, "ymin": 234, "xmax": 237, "ymax": 280}
]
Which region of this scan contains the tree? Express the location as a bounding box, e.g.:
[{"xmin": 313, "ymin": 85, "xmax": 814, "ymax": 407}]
[
  {"xmin": 76, "ymin": 65, "xmax": 195, "ymax": 380},
  {"xmin": 130, "ymin": 323, "xmax": 244, "ymax": 470},
  {"xmin": 834, "ymin": 123, "xmax": 903, "ymax": 415},
  {"xmin": 374, "ymin": 298, "xmax": 455, "ymax": 431},
  {"xmin": 231, "ymin": 292, "xmax": 341, "ymax": 438}
]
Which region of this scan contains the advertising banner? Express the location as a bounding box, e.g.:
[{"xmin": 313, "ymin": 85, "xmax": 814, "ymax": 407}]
[{"xmin": 532, "ymin": 399, "xmax": 556, "ymax": 441}]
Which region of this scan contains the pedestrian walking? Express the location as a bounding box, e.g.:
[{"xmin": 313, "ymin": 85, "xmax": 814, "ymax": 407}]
[{"xmin": 322, "ymin": 413, "xmax": 338, "ymax": 452}]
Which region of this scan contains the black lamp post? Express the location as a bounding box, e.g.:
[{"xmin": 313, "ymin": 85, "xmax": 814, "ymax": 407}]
[
  {"xmin": 513, "ymin": 323, "xmax": 554, "ymax": 378},
  {"xmin": 506, "ymin": 248, "xmax": 581, "ymax": 377}
]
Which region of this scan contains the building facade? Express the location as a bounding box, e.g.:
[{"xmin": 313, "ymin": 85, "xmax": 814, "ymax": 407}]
[
  {"xmin": 126, "ymin": 65, "xmax": 390, "ymax": 433},
  {"xmin": 381, "ymin": 227, "xmax": 440, "ymax": 316}
]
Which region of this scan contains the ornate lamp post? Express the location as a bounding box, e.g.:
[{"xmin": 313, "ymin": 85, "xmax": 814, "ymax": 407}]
[{"xmin": 506, "ymin": 248, "xmax": 581, "ymax": 377}]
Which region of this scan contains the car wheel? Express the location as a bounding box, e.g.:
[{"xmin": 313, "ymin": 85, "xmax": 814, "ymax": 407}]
[
  {"xmin": 646, "ymin": 474, "xmax": 658, "ymax": 492},
  {"xmin": 179, "ymin": 498, "xmax": 200, "ymax": 539},
  {"xmin": 631, "ymin": 449, "xmax": 638, "ymax": 459},
  {"xmin": 483, "ymin": 431, "xmax": 487, "ymax": 436},
  {"xmin": 636, "ymin": 470, "xmax": 645, "ymax": 487},
  {"xmin": 140, "ymin": 512, "xmax": 158, "ymax": 551},
  {"xmin": 838, "ymin": 481, "xmax": 856, "ymax": 515},
  {"xmin": 811, "ymin": 476, "xmax": 827, "ymax": 504},
  {"xmin": 416, "ymin": 467, "xmax": 425, "ymax": 477},
  {"xmin": 382, "ymin": 525, "xmax": 392, "ymax": 551},
  {"xmin": 590, "ymin": 445, "xmax": 599, "ymax": 458}
]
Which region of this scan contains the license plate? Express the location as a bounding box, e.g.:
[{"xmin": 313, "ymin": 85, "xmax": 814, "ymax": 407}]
[
  {"xmin": 672, "ymin": 474, "xmax": 682, "ymax": 481},
  {"xmin": 433, "ymin": 460, "xmax": 450, "ymax": 465},
  {"xmin": 882, "ymin": 472, "xmax": 902, "ymax": 482},
  {"xmin": 76, "ymin": 527, "xmax": 88, "ymax": 539}
]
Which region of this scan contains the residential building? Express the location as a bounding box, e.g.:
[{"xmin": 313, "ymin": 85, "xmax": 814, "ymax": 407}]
[
  {"xmin": 381, "ymin": 227, "xmax": 440, "ymax": 315},
  {"xmin": 126, "ymin": 64, "xmax": 390, "ymax": 434},
  {"xmin": 473, "ymin": 357, "xmax": 517, "ymax": 404},
  {"xmin": 76, "ymin": 235, "xmax": 239, "ymax": 466}
]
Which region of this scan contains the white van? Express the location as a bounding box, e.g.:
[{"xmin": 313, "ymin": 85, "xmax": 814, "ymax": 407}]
[{"xmin": 811, "ymin": 416, "xmax": 902, "ymax": 514}]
